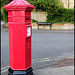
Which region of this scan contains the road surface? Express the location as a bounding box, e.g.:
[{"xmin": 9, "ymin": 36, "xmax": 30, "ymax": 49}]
[{"xmin": 1, "ymin": 28, "xmax": 74, "ymax": 74}]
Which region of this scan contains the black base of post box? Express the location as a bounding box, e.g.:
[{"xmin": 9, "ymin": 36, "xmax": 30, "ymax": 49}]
[{"xmin": 8, "ymin": 67, "xmax": 33, "ymax": 75}]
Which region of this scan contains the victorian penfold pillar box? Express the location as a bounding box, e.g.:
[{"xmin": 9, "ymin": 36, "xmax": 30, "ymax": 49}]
[{"xmin": 4, "ymin": 0, "xmax": 35, "ymax": 75}]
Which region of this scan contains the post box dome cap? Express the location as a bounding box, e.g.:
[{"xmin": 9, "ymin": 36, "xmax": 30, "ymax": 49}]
[{"xmin": 4, "ymin": 0, "xmax": 35, "ymax": 9}]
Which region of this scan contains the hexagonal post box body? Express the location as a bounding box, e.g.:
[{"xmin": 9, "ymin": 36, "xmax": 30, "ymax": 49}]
[{"xmin": 4, "ymin": 0, "xmax": 35, "ymax": 75}]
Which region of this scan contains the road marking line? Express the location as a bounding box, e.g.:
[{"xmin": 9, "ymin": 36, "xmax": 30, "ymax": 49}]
[
  {"xmin": 32, "ymin": 56, "xmax": 73, "ymax": 61},
  {"xmin": 1, "ymin": 69, "xmax": 8, "ymax": 73},
  {"xmin": 32, "ymin": 58, "xmax": 51, "ymax": 62},
  {"xmin": 1, "ymin": 66, "xmax": 9, "ymax": 70},
  {"xmin": 32, "ymin": 58, "xmax": 59, "ymax": 63},
  {"xmin": 32, "ymin": 59, "xmax": 51, "ymax": 63},
  {"xmin": 32, "ymin": 57, "xmax": 61, "ymax": 61}
]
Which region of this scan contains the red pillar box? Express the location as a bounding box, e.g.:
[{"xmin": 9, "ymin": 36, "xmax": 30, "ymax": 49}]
[{"xmin": 4, "ymin": 0, "xmax": 35, "ymax": 75}]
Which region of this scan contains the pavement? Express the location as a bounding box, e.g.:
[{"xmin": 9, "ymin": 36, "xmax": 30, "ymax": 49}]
[{"xmin": 33, "ymin": 66, "xmax": 74, "ymax": 75}]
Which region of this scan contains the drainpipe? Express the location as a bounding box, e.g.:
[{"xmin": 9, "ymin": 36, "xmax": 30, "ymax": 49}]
[{"xmin": 68, "ymin": 0, "xmax": 69, "ymax": 9}]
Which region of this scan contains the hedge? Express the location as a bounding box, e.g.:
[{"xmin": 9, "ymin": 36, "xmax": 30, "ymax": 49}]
[
  {"xmin": 31, "ymin": 19, "xmax": 38, "ymax": 23},
  {"xmin": 2, "ymin": 0, "xmax": 61, "ymax": 23},
  {"xmin": 1, "ymin": 12, "xmax": 3, "ymax": 20},
  {"xmin": 29, "ymin": 0, "xmax": 62, "ymax": 11},
  {"xmin": 2, "ymin": 0, "xmax": 74, "ymax": 24},
  {"xmin": 2, "ymin": 8, "xmax": 8, "ymax": 23},
  {"xmin": 47, "ymin": 8, "xmax": 74, "ymax": 23}
]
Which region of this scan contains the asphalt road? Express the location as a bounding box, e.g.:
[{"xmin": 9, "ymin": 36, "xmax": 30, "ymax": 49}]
[{"xmin": 1, "ymin": 28, "xmax": 74, "ymax": 74}]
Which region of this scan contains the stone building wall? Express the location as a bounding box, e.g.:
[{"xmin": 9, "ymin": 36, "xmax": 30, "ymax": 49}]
[
  {"xmin": 60, "ymin": 0, "xmax": 74, "ymax": 8},
  {"xmin": 31, "ymin": 12, "xmax": 47, "ymax": 22}
]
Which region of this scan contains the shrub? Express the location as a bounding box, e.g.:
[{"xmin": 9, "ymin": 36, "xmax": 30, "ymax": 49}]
[
  {"xmin": 29, "ymin": 0, "xmax": 74, "ymax": 24},
  {"xmin": 29, "ymin": 0, "xmax": 62, "ymax": 12},
  {"xmin": 31, "ymin": 19, "xmax": 38, "ymax": 23},
  {"xmin": 1, "ymin": 12, "xmax": 3, "ymax": 20},
  {"xmin": 2, "ymin": 7, "xmax": 8, "ymax": 23},
  {"xmin": 47, "ymin": 8, "xmax": 74, "ymax": 23},
  {"xmin": 2, "ymin": 0, "xmax": 74, "ymax": 24}
]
